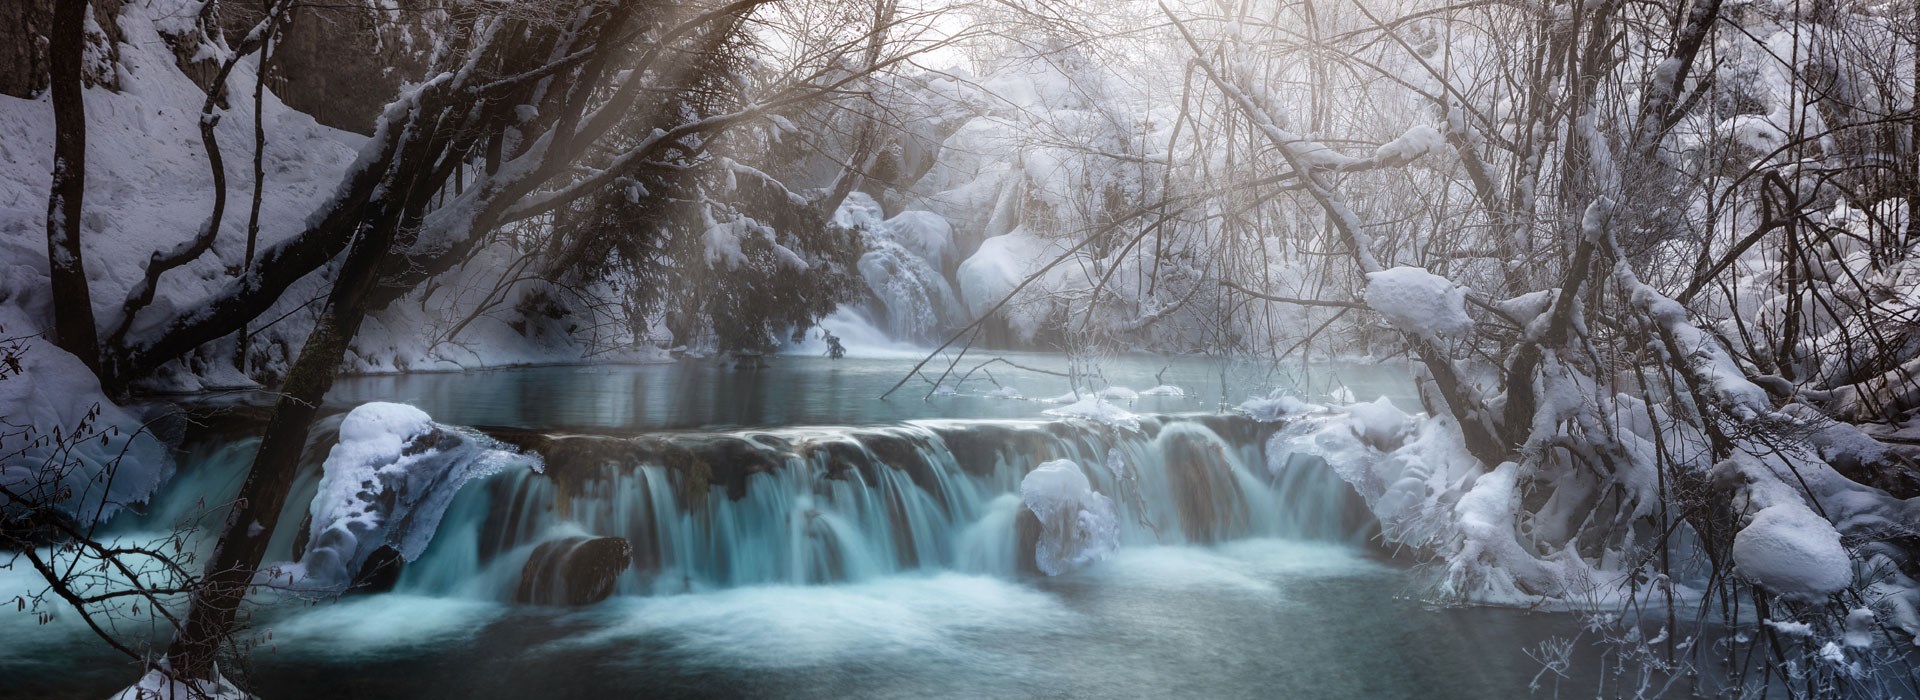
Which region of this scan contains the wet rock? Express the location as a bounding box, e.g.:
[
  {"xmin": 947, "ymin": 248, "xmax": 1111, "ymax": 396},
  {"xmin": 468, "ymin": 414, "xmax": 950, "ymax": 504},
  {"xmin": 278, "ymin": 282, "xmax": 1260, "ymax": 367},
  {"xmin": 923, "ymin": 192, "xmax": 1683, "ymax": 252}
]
[
  {"xmin": 354, "ymin": 545, "xmax": 405, "ymax": 594},
  {"xmin": 1014, "ymin": 508, "xmax": 1043, "ymax": 577},
  {"xmin": 516, "ymin": 536, "xmax": 633, "ymax": 606}
]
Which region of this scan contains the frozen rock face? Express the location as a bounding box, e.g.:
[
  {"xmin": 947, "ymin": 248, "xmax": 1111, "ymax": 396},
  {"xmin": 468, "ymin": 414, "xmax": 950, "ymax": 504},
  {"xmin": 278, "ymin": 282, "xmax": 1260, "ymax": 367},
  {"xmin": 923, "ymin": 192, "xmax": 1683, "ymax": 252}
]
[
  {"xmin": 835, "ymin": 193, "xmax": 964, "ymax": 342},
  {"xmin": 1019, "ymin": 459, "xmax": 1119, "ymax": 576},
  {"xmin": 287, "ymin": 402, "xmax": 537, "ymax": 592},
  {"xmin": 1732, "ymin": 503, "xmax": 1853, "ymax": 602}
]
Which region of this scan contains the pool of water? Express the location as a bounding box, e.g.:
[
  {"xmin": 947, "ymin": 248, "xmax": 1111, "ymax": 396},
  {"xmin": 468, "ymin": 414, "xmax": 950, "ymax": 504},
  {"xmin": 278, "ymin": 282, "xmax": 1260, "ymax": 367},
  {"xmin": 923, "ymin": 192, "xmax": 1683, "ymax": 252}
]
[{"xmin": 0, "ymin": 354, "xmax": 1617, "ymax": 700}]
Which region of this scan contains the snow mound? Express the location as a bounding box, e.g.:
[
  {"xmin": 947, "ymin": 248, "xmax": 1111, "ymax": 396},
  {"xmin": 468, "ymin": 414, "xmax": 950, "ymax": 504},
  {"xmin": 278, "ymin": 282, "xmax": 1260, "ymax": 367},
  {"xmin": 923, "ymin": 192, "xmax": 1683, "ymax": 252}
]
[
  {"xmin": 1364, "ymin": 266, "xmax": 1473, "ymax": 337},
  {"xmin": 1043, "ymin": 396, "xmax": 1141, "ymax": 432},
  {"xmin": 1139, "ymin": 385, "xmax": 1186, "ymax": 396},
  {"xmin": 1020, "ymin": 460, "xmax": 1119, "ymax": 576},
  {"xmin": 1346, "ymin": 397, "xmax": 1415, "ymax": 451},
  {"xmin": 1732, "ymin": 503, "xmax": 1853, "ymax": 601},
  {"xmin": 1238, "ymin": 390, "xmax": 1318, "ymax": 422},
  {"xmin": 0, "ymin": 336, "xmax": 171, "ymax": 524},
  {"xmin": 283, "ymin": 403, "xmax": 538, "ymax": 591}
]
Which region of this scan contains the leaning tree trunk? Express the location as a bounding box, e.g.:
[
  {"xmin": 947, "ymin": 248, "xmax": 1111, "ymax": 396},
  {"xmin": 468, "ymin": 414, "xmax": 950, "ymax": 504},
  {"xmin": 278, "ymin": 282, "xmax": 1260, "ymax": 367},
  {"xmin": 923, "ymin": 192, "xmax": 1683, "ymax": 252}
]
[
  {"xmin": 45, "ymin": 0, "xmax": 99, "ymax": 373},
  {"xmin": 165, "ymin": 206, "xmax": 404, "ymax": 679}
]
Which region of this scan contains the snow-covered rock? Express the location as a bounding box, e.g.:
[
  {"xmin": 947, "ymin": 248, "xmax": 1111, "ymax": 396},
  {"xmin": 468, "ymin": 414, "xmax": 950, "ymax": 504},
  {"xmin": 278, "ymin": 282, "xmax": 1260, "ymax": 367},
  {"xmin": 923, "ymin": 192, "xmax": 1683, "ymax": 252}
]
[
  {"xmin": 281, "ymin": 403, "xmax": 538, "ymax": 591},
  {"xmin": 1019, "ymin": 459, "xmax": 1119, "ymax": 576}
]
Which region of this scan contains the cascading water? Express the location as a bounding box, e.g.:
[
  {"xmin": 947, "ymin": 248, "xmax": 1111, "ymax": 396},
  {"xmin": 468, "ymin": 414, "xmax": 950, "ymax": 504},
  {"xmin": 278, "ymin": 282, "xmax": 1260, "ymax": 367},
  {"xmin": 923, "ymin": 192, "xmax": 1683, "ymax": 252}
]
[
  {"xmin": 826, "ymin": 192, "xmax": 966, "ymax": 345},
  {"xmin": 389, "ymin": 413, "xmax": 1373, "ymax": 602}
]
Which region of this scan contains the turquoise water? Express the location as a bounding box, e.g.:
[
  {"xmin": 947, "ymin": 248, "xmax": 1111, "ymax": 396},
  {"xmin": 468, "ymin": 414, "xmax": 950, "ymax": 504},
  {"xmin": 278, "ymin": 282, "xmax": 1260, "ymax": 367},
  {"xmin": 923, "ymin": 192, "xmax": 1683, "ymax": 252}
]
[{"xmin": 0, "ymin": 354, "xmax": 1612, "ymax": 699}]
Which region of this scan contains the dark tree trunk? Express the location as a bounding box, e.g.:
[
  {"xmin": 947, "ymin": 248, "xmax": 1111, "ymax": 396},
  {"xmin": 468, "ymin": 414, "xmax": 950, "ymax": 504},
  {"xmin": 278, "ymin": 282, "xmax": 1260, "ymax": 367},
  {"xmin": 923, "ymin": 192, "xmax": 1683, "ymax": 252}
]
[
  {"xmin": 165, "ymin": 204, "xmax": 406, "ymax": 679},
  {"xmin": 45, "ymin": 0, "xmax": 99, "ymax": 373}
]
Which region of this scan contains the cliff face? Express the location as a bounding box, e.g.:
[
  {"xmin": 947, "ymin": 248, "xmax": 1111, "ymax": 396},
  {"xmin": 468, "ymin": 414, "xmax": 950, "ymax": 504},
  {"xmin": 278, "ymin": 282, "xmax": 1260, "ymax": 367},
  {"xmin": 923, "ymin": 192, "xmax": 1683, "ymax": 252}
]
[
  {"xmin": 1, "ymin": 0, "xmax": 430, "ymax": 135},
  {"xmin": 212, "ymin": 2, "xmax": 435, "ymax": 134},
  {"xmin": 0, "ymin": 0, "xmax": 123, "ymax": 98}
]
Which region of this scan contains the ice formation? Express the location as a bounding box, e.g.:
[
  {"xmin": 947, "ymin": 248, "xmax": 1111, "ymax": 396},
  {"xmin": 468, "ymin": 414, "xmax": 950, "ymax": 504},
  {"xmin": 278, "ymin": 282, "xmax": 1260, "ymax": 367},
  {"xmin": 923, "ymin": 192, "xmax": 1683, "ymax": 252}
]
[{"xmin": 1019, "ymin": 459, "xmax": 1120, "ymax": 576}]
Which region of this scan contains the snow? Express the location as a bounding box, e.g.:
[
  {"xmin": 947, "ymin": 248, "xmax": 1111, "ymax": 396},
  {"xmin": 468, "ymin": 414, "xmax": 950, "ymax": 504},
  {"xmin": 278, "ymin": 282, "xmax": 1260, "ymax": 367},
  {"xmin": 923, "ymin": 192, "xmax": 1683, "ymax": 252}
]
[
  {"xmin": 1345, "ymin": 397, "xmax": 1415, "ymax": 452},
  {"xmin": 0, "ymin": 332, "xmax": 170, "ymax": 524},
  {"xmin": 1236, "ymin": 390, "xmax": 1318, "ymax": 422},
  {"xmin": 1019, "ymin": 459, "xmax": 1119, "ymax": 576},
  {"xmin": 1731, "ymin": 503, "xmax": 1853, "ymax": 602},
  {"xmin": 1765, "ymin": 618, "xmax": 1813, "ymax": 638},
  {"xmin": 280, "ymin": 402, "xmax": 538, "ymax": 591},
  {"xmin": 1042, "ymin": 396, "xmax": 1141, "ymax": 432},
  {"xmin": 110, "ymin": 666, "xmax": 252, "ymax": 700},
  {"xmin": 1844, "ymin": 608, "xmax": 1876, "ymax": 648},
  {"xmin": 1363, "ymin": 267, "xmax": 1473, "ymax": 338},
  {"xmin": 956, "ymin": 228, "xmax": 1046, "ymax": 319},
  {"xmin": 1094, "ymin": 386, "xmax": 1138, "ymax": 401},
  {"xmin": 1373, "ymin": 125, "xmax": 1446, "ymax": 164},
  {"xmin": 1139, "ymin": 385, "xmax": 1185, "ymax": 396}
]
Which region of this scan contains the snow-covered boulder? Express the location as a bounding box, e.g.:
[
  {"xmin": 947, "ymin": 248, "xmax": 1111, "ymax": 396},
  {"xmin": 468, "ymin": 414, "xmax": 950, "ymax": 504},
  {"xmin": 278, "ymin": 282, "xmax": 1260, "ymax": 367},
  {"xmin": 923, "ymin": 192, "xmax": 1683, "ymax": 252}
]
[
  {"xmin": 1019, "ymin": 459, "xmax": 1119, "ymax": 576},
  {"xmin": 282, "ymin": 403, "xmax": 538, "ymax": 591}
]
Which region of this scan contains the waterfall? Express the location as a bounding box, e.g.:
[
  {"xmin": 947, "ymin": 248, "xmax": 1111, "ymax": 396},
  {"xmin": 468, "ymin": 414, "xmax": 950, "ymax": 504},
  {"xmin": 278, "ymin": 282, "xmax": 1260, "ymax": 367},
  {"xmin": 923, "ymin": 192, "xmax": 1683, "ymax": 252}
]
[{"xmin": 390, "ymin": 413, "xmax": 1373, "ymax": 601}]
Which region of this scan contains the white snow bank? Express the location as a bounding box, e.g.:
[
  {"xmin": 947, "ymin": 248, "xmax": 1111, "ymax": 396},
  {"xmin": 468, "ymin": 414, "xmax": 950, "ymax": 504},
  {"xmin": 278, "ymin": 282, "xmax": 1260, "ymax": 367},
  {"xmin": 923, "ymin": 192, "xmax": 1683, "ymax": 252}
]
[
  {"xmin": 1020, "ymin": 459, "xmax": 1119, "ymax": 576},
  {"xmin": 1732, "ymin": 503, "xmax": 1853, "ymax": 602},
  {"xmin": 279, "ymin": 403, "xmax": 538, "ymax": 591},
  {"xmin": 1043, "ymin": 396, "xmax": 1141, "ymax": 432},
  {"xmin": 1364, "ymin": 266, "xmax": 1473, "ymax": 337},
  {"xmin": 0, "ymin": 335, "xmax": 171, "ymax": 524}
]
